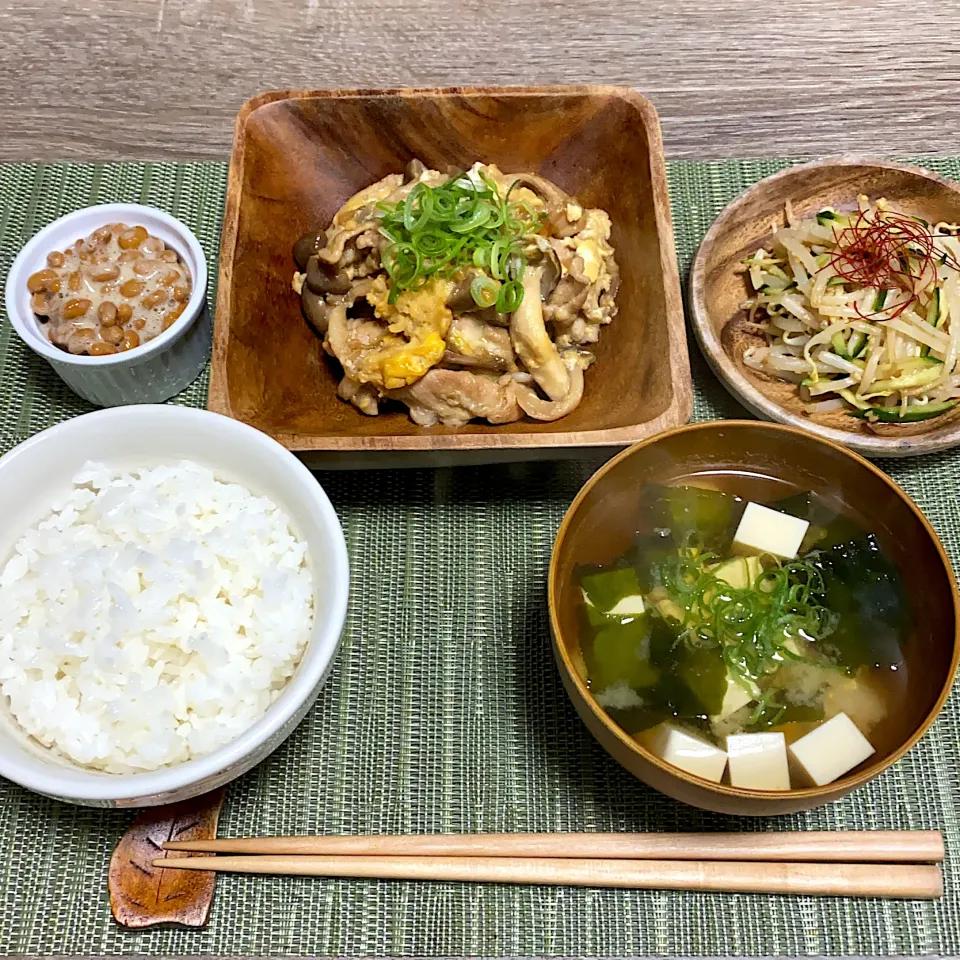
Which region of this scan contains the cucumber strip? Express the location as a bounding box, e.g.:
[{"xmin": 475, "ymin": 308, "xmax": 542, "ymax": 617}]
[
  {"xmin": 874, "ymin": 358, "xmax": 940, "ymax": 377},
  {"xmin": 867, "ymin": 362, "xmax": 942, "ymax": 393},
  {"xmin": 849, "ymin": 401, "xmax": 957, "ymax": 423},
  {"xmin": 927, "ymin": 288, "xmax": 941, "ymax": 327}
]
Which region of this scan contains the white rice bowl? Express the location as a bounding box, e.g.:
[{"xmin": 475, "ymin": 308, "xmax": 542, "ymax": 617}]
[{"xmin": 0, "ymin": 459, "xmax": 314, "ymax": 774}]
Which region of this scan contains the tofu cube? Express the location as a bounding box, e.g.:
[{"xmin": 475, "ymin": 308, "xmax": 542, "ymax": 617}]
[
  {"xmin": 607, "ymin": 594, "xmax": 646, "ymax": 616},
  {"xmin": 581, "ymin": 568, "xmax": 643, "ymax": 613},
  {"xmin": 788, "ymin": 712, "xmax": 875, "ymax": 786},
  {"xmin": 710, "ymin": 555, "xmax": 763, "ymax": 590},
  {"xmin": 710, "ymin": 673, "xmax": 754, "ymax": 721},
  {"xmin": 645, "ymin": 724, "xmax": 728, "ymax": 783},
  {"xmin": 582, "ymin": 587, "xmax": 646, "ymax": 618},
  {"xmin": 655, "ymin": 597, "xmax": 685, "ymax": 622},
  {"xmin": 732, "ymin": 502, "xmax": 809, "ymax": 560},
  {"xmin": 726, "ymin": 732, "xmax": 791, "ymax": 790}
]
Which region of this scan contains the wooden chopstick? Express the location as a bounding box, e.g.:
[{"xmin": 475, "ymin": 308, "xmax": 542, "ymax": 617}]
[
  {"xmin": 152, "ymin": 854, "xmax": 943, "ymax": 899},
  {"xmin": 163, "ymin": 830, "xmax": 945, "ymax": 863}
]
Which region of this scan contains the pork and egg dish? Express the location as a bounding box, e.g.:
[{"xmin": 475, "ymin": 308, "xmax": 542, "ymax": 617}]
[{"xmin": 292, "ymin": 161, "xmax": 619, "ymax": 426}]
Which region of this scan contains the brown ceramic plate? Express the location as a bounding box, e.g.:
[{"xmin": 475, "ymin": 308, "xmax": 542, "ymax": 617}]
[
  {"xmin": 209, "ymin": 86, "xmax": 691, "ymax": 468},
  {"xmin": 549, "ymin": 421, "xmax": 960, "ymax": 815},
  {"xmin": 690, "ymin": 157, "xmax": 960, "ymax": 459}
]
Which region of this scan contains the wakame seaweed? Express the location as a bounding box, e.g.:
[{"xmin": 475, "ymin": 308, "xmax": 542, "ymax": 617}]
[
  {"xmin": 638, "ymin": 485, "xmax": 744, "ymax": 552},
  {"xmin": 807, "ymin": 533, "xmax": 911, "ymax": 670},
  {"xmin": 772, "ymin": 492, "xmax": 866, "ymax": 552},
  {"xmin": 577, "ymin": 485, "xmax": 910, "ymax": 747}
]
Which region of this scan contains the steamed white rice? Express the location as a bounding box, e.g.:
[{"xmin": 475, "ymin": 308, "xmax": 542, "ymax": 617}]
[{"xmin": 0, "ymin": 460, "xmax": 314, "ymax": 774}]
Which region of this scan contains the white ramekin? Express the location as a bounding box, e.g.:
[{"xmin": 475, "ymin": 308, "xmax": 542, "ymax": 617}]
[
  {"xmin": 4, "ymin": 203, "xmax": 211, "ymax": 406},
  {"xmin": 0, "ymin": 406, "xmax": 349, "ymax": 807}
]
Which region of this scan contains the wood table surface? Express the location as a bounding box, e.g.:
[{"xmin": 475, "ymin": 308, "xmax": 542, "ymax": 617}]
[{"xmin": 0, "ymin": 0, "xmax": 957, "ymax": 163}]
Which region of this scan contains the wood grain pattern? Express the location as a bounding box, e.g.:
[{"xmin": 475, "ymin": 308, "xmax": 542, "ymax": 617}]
[
  {"xmin": 164, "ymin": 829, "xmax": 946, "ymax": 862},
  {"xmin": 0, "ymin": 1, "xmax": 958, "ymax": 162},
  {"xmin": 548, "ymin": 421, "xmax": 960, "ymax": 815},
  {"xmin": 108, "ymin": 789, "xmax": 225, "ymax": 929},
  {"xmin": 151, "ymin": 853, "xmax": 944, "ymax": 899},
  {"xmin": 209, "ymin": 86, "xmax": 691, "ymax": 457},
  {"xmin": 689, "ymin": 158, "xmax": 960, "ymax": 458}
]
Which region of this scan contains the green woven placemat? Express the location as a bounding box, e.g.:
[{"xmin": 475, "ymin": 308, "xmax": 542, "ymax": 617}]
[{"xmin": 1, "ymin": 157, "xmax": 959, "ymax": 957}]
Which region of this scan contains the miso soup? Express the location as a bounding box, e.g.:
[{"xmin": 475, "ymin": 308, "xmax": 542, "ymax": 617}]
[{"xmin": 576, "ymin": 479, "xmax": 911, "ymax": 791}]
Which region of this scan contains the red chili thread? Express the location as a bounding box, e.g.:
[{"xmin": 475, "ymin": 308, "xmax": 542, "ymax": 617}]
[{"xmin": 820, "ymin": 208, "xmax": 960, "ymax": 320}]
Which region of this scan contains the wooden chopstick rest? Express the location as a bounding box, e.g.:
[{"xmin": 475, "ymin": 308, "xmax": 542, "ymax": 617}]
[{"xmin": 110, "ymin": 788, "xmax": 225, "ymax": 929}]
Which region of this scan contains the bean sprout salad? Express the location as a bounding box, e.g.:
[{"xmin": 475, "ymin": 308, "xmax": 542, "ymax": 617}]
[{"xmin": 742, "ymin": 196, "xmax": 960, "ymax": 423}]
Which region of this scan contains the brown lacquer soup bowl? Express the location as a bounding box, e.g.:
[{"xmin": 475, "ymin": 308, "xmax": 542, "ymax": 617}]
[{"xmin": 549, "ymin": 420, "xmax": 959, "ymax": 815}]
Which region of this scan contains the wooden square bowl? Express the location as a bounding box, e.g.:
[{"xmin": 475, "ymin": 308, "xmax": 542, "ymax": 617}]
[{"xmin": 209, "ymin": 87, "xmax": 691, "ymax": 467}]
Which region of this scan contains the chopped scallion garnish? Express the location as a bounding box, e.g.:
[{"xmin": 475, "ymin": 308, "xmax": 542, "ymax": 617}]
[
  {"xmin": 495, "ymin": 279, "xmax": 524, "ymax": 313},
  {"xmin": 377, "ymin": 169, "xmax": 545, "ymax": 307},
  {"xmin": 470, "ymin": 275, "xmax": 500, "ymax": 309}
]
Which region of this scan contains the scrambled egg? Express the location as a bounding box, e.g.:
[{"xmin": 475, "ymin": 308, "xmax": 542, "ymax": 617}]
[
  {"xmin": 360, "ymin": 275, "xmax": 453, "ymax": 389},
  {"xmin": 570, "ymin": 209, "xmax": 614, "ymax": 285}
]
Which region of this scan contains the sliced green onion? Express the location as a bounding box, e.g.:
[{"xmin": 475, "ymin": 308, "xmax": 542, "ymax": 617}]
[
  {"xmin": 431, "ymin": 191, "xmax": 458, "ymax": 221},
  {"xmin": 413, "ymin": 229, "xmax": 450, "ymax": 258},
  {"xmin": 433, "ymin": 237, "xmax": 467, "ymax": 271},
  {"xmin": 496, "ymin": 279, "xmax": 524, "ymax": 313},
  {"xmin": 402, "ymin": 184, "xmax": 434, "ymax": 233},
  {"xmin": 454, "ymin": 194, "xmax": 475, "ymax": 215},
  {"xmin": 657, "ymin": 544, "xmax": 834, "ymax": 698},
  {"xmin": 373, "ymin": 167, "xmax": 550, "ymax": 307},
  {"xmin": 378, "ymin": 224, "xmax": 401, "ymax": 244},
  {"xmin": 382, "ymin": 242, "xmax": 421, "ymax": 288},
  {"xmin": 471, "ymin": 275, "xmax": 500, "ymax": 309},
  {"xmin": 450, "ymin": 200, "xmax": 493, "ymax": 234},
  {"xmin": 484, "ymin": 205, "xmax": 505, "ymax": 230},
  {"xmin": 487, "ymin": 240, "xmax": 505, "ymax": 280},
  {"xmin": 514, "ymin": 199, "xmax": 539, "ymax": 219}
]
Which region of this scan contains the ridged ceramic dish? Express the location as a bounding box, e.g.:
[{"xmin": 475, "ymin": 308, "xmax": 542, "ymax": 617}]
[{"xmin": 5, "ymin": 203, "xmax": 211, "ymax": 406}]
